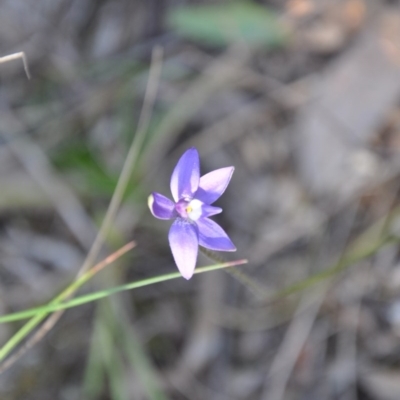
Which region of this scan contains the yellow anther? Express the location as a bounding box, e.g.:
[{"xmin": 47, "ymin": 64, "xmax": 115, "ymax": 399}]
[{"xmin": 186, "ymin": 206, "xmax": 193, "ymax": 214}]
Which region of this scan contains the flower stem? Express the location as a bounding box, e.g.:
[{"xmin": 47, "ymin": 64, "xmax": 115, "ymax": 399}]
[{"xmin": 200, "ymin": 247, "xmax": 267, "ymax": 299}]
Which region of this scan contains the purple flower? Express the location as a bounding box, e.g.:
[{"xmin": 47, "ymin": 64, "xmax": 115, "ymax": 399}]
[{"xmin": 148, "ymin": 148, "xmax": 236, "ymax": 280}]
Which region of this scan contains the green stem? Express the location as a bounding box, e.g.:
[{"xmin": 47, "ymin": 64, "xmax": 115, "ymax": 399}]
[
  {"xmin": 200, "ymin": 247, "xmax": 267, "ymax": 299},
  {"xmin": 0, "ymin": 260, "xmax": 248, "ymax": 324}
]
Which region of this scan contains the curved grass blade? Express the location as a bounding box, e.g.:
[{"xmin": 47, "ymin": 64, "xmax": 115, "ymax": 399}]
[
  {"xmin": 0, "ymin": 242, "xmax": 136, "ymax": 364},
  {"xmin": 267, "ymin": 234, "xmax": 395, "ymax": 304},
  {"xmin": 0, "ymin": 259, "xmax": 248, "ymax": 324}
]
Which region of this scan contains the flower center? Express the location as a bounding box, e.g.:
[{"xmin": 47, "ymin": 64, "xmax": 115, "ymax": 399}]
[{"xmin": 175, "ymin": 199, "xmax": 203, "ymax": 220}]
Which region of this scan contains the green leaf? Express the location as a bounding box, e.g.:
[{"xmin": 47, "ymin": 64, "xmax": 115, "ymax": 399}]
[{"xmin": 167, "ymin": 1, "xmax": 287, "ymax": 48}]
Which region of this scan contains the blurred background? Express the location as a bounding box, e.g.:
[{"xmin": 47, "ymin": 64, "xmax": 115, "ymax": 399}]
[{"xmin": 1, "ymin": 0, "xmax": 400, "ymax": 399}]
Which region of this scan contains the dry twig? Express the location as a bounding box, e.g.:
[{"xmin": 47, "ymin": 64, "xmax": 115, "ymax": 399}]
[{"xmin": 0, "ymin": 52, "xmax": 30, "ymax": 79}]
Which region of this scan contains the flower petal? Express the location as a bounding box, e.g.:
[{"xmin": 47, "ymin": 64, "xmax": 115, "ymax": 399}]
[
  {"xmin": 200, "ymin": 204, "xmax": 222, "ymax": 218},
  {"xmin": 148, "ymin": 192, "xmax": 176, "ymax": 220},
  {"xmin": 168, "ymin": 218, "xmax": 199, "ymax": 280},
  {"xmin": 195, "ymin": 167, "xmax": 234, "ymax": 204},
  {"xmin": 196, "ymin": 218, "xmax": 236, "ymax": 251},
  {"xmin": 170, "ymin": 148, "xmax": 200, "ymax": 202}
]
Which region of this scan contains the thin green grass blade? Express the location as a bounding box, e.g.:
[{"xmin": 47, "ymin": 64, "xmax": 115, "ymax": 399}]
[
  {"xmin": 0, "ymin": 260, "xmax": 248, "ymax": 324},
  {"xmin": 267, "ymin": 234, "xmax": 395, "ymax": 303},
  {"xmin": 121, "ymin": 322, "xmax": 169, "ymax": 400},
  {"xmin": 82, "ymin": 315, "xmax": 106, "ymax": 400},
  {"xmin": 103, "ymin": 300, "xmax": 170, "ymax": 400},
  {"xmin": 98, "ymin": 314, "xmax": 128, "ymax": 400}
]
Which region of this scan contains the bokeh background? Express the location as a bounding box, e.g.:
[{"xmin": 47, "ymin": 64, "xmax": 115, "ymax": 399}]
[{"xmin": 1, "ymin": 0, "xmax": 400, "ymax": 399}]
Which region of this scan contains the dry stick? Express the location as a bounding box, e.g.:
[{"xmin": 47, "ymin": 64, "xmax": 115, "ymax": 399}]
[
  {"xmin": 261, "ymin": 209, "xmax": 360, "ymax": 400},
  {"xmin": 0, "ymin": 46, "xmax": 163, "ymax": 373},
  {"xmin": 142, "ymin": 44, "xmax": 250, "ymax": 177},
  {"xmin": 61, "ymin": 241, "xmax": 137, "ymax": 299},
  {"xmin": 0, "ymin": 52, "xmax": 30, "ymax": 79},
  {"xmin": 263, "ymin": 285, "xmax": 327, "ymax": 400},
  {"xmin": 336, "ymin": 286, "xmax": 361, "ymax": 400},
  {"xmin": 173, "ymin": 100, "xmax": 269, "ymax": 159}
]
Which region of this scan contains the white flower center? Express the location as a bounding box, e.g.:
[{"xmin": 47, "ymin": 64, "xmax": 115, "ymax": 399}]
[{"xmin": 186, "ymin": 199, "xmax": 203, "ymax": 221}]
